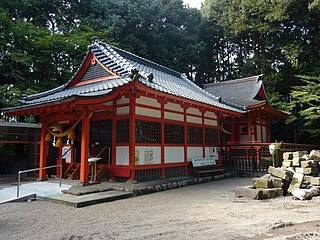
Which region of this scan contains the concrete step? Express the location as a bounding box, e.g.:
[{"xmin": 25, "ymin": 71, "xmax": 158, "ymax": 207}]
[{"xmin": 41, "ymin": 190, "xmax": 133, "ymax": 208}]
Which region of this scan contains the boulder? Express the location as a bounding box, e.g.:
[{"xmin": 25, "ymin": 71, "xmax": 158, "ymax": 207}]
[
  {"xmin": 252, "ymin": 178, "xmax": 272, "ymax": 189},
  {"xmin": 235, "ymin": 186, "xmax": 263, "ymax": 200},
  {"xmin": 295, "ymin": 167, "xmax": 319, "ymax": 176},
  {"xmin": 287, "ymin": 173, "xmax": 304, "ymax": 193},
  {"xmin": 283, "ymin": 152, "xmax": 293, "ymax": 160},
  {"xmin": 301, "ymin": 160, "xmax": 318, "ymax": 168},
  {"xmin": 291, "ymin": 187, "xmax": 320, "ymax": 200},
  {"xmin": 282, "ymin": 160, "xmax": 293, "ymax": 167},
  {"xmin": 310, "ymin": 177, "xmax": 320, "ymax": 186},
  {"xmin": 270, "ymin": 176, "xmax": 283, "ymax": 188},
  {"xmin": 292, "ymin": 157, "xmax": 303, "ymax": 167},
  {"xmin": 310, "ymin": 150, "xmax": 320, "ymax": 161},
  {"xmin": 268, "ymin": 166, "xmax": 293, "ymax": 181},
  {"xmin": 293, "ymin": 151, "xmax": 308, "ymax": 158}
]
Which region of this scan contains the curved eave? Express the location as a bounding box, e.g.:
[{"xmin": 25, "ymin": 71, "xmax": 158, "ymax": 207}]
[
  {"xmin": 3, "ymin": 89, "xmax": 117, "ymax": 116},
  {"xmin": 248, "ymin": 103, "xmax": 289, "ymax": 119}
]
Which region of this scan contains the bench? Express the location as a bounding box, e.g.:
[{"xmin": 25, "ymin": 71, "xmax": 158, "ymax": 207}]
[{"xmin": 191, "ymin": 157, "xmax": 225, "ymax": 177}]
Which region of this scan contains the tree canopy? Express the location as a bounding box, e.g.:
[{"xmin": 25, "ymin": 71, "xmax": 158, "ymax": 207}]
[{"xmin": 0, "ymin": 0, "xmax": 319, "ymax": 145}]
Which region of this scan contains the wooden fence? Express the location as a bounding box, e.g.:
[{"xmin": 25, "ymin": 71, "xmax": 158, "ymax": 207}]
[{"xmin": 221, "ymin": 142, "xmax": 315, "ymax": 173}]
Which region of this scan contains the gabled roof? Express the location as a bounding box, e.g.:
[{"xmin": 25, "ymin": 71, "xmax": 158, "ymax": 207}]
[
  {"xmin": 203, "ymin": 75, "xmax": 268, "ymax": 108},
  {"xmin": 3, "ymin": 40, "xmax": 246, "ymax": 114}
]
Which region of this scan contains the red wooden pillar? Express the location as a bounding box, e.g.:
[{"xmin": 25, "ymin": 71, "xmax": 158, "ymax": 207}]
[
  {"xmin": 39, "ymin": 124, "xmax": 47, "ymax": 180},
  {"xmin": 201, "ymin": 109, "xmax": 206, "ymax": 157},
  {"xmin": 182, "ymin": 103, "xmax": 189, "ymax": 174},
  {"xmin": 129, "ymin": 94, "xmax": 136, "ymax": 180},
  {"xmin": 248, "ymin": 114, "xmax": 252, "ymax": 142},
  {"xmin": 231, "ymin": 117, "xmax": 235, "ymax": 142},
  {"xmin": 80, "ymin": 112, "xmax": 90, "ymax": 183},
  {"xmin": 158, "ymin": 98, "xmax": 166, "ymax": 177}
]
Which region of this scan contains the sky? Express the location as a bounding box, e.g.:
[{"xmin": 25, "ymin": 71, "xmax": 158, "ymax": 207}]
[{"xmin": 183, "ymin": 0, "xmax": 204, "ymax": 9}]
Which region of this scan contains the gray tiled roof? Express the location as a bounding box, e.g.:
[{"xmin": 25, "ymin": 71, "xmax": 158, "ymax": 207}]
[
  {"xmin": 6, "ymin": 41, "xmax": 246, "ymax": 113},
  {"xmin": 204, "ymin": 75, "xmax": 267, "ymax": 108},
  {"xmin": 0, "ymin": 121, "xmax": 41, "ymax": 128}
]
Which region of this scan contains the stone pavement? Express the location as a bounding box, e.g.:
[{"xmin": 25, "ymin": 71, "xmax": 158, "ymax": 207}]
[{"xmin": 1, "ymin": 173, "xmax": 230, "ymax": 207}]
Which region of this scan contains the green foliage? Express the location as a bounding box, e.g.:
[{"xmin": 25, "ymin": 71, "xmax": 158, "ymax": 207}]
[{"xmin": 287, "ymin": 75, "xmax": 320, "ymax": 145}]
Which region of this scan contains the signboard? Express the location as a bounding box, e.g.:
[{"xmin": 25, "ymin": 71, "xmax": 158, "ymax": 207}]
[{"xmin": 62, "ymin": 145, "xmax": 72, "ymax": 163}]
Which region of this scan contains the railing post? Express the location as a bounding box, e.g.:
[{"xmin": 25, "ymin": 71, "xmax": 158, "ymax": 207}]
[
  {"xmin": 17, "ymin": 171, "xmax": 21, "ymax": 198},
  {"xmin": 59, "ymin": 164, "xmax": 62, "ymax": 187}
]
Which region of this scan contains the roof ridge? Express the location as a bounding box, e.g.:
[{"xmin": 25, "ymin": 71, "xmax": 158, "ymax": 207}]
[
  {"xmin": 204, "ymin": 75, "xmax": 263, "ymax": 88},
  {"xmin": 106, "ymin": 43, "xmax": 181, "ymax": 77}
]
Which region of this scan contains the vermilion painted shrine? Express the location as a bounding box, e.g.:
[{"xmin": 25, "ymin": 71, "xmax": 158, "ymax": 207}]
[{"xmin": 3, "ymin": 39, "xmax": 288, "ymax": 183}]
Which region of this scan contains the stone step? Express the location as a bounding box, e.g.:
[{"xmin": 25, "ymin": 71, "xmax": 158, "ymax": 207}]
[{"xmin": 41, "ymin": 190, "xmax": 133, "ymax": 208}]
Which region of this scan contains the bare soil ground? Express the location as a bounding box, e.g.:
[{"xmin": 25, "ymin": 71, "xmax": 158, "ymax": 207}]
[{"xmin": 1, "ymin": 178, "xmax": 320, "ymax": 240}]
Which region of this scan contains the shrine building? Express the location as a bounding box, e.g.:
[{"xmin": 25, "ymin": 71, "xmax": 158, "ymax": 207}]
[{"xmin": 2, "ymin": 40, "xmax": 287, "ymax": 183}]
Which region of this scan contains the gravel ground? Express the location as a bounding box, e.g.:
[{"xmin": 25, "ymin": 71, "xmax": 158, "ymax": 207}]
[{"xmin": 1, "ymin": 178, "xmax": 320, "ymax": 240}]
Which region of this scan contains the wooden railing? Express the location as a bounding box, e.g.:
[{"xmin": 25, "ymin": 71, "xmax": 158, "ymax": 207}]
[{"xmin": 221, "ymin": 142, "xmax": 316, "ymax": 173}]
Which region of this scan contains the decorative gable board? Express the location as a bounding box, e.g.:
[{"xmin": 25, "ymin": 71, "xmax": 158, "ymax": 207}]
[{"xmin": 79, "ymin": 62, "xmax": 112, "ymax": 83}]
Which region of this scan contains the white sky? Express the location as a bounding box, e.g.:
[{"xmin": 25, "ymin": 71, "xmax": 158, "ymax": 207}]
[{"xmin": 183, "ymin": 0, "xmax": 204, "ymax": 9}]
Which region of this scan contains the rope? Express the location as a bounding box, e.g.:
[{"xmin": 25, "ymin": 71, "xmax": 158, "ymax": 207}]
[{"xmin": 42, "ymin": 112, "xmax": 93, "ymax": 138}]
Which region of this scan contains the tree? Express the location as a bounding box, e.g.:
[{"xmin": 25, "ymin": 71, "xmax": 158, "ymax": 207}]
[{"xmin": 287, "ymin": 75, "xmax": 320, "ymax": 145}]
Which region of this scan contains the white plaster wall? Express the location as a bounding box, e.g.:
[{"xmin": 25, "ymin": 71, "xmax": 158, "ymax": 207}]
[
  {"xmin": 135, "ymin": 106, "xmax": 161, "ymax": 118},
  {"xmin": 103, "ymin": 101, "xmax": 113, "ymax": 106},
  {"xmin": 186, "ymin": 115, "xmax": 202, "ymax": 124},
  {"xmin": 164, "ymin": 102, "xmax": 183, "ymax": 112},
  {"xmin": 136, "ymin": 96, "xmax": 161, "ymax": 108},
  {"xmin": 116, "ymin": 146, "xmax": 129, "ymax": 165},
  {"xmin": 135, "ymin": 146, "xmax": 161, "ymax": 165},
  {"xmin": 204, "ymin": 111, "xmax": 217, "ymax": 119},
  {"xmin": 256, "ymin": 125, "xmax": 262, "ymax": 141},
  {"xmin": 187, "ymin": 147, "xmax": 203, "ymax": 162},
  {"xmin": 164, "ymin": 112, "xmax": 184, "ymax": 121},
  {"xmin": 262, "ymin": 126, "xmax": 267, "ymax": 142},
  {"xmin": 117, "ymin": 96, "xmax": 130, "ymax": 104},
  {"xmin": 187, "ymin": 107, "xmax": 201, "ymax": 116},
  {"xmin": 204, "ymin": 119, "xmax": 217, "ymax": 126},
  {"xmin": 164, "ymin": 147, "xmax": 184, "ymax": 163},
  {"xmin": 205, "ymin": 147, "xmax": 214, "ymax": 158},
  {"xmin": 116, "ymin": 106, "xmax": 130, "ymax": 116}
]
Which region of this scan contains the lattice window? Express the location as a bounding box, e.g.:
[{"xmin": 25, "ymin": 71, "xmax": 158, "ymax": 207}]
[
  {"xmin": 116, "ymin": 120, "xmax": 129, "ymax": 143},
  {"xmin": 187, "ymin": 126, "xmax": 203, "ymax": 144},
  {"xmin": 164, "ymin": 124, "xmax": 184, "ymax": 144},
  {"xmin": 205, "ymin": 128, "xmax": 219, "ymax": 144},
  {"xmin": 136, "ymin": 120, "xmax": 161, "ymax": 143}
]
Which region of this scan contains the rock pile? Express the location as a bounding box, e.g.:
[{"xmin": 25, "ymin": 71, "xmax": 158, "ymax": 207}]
[{"xmin": 235, "ymin": 150, "xmax": 320, "ymax": 200}]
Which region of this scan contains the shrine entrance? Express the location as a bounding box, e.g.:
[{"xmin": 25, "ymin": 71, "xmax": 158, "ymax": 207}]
[{"xmin": 75, "ymin": 120, "xmax": 112, "ymax": 165}]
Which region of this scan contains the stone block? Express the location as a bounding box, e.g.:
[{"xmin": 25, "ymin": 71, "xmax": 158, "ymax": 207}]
[
  {"xmin": 235, "ymin": 186, "xmax": 263, "ymax": 200},
  {"xmin": 304, "ymin": 175, "xmax": 313, "ymax": 182},
  {"xmin": 310, "ymin": 177, "xmax": 320, "ymax": 186},
  {"xmin": 302, "ymin": 154, "xmax": 310, "ymax": 160},
  {"xmin": 288, "ymin": 173, "xmax": 304, "ymax": 193},
  {"xmin": 310, "ymin": 150, "xmax": 320, "ymax": 161},
  {"xmin": 252, "ymin": 178, "xmax": 272, "ymax": 189},
  {"xmin": 301, "ymin": 160, "xmax": 318, "ymax": 168},
  {"xmin": 293, "ymin": 151, "xmax": 308, "ymax": 158},
  {"xmin": 268, "ymin": 166, "xmax": 293, "ymax": 181},
  {"xmin": 261, "ymin": 174, "xmax": 271, "ymax": 179},
  {"xmin": 295, "ymin": 167, "xmax": 319, "ymax": 176},
  {"xmin": 282, "ymin": 160, "xmax": 293, "ymax": 167},
  {"xmin": 292, "ymin": 157, "xmax": 303, "ymax": 167},
  {"xmin": 274, "ymin": 188, "xmax": 284, "ymax": 197},
  {"xmin": 283, "ymin": 152, "xmax": 293, "ymax": 160},
  {"xmin": 261, "ymin": 188, "xmax": 275, "ymax": 199},
  {"xmin": 270, "ymin": 176, "xmax": 283, "ymax": 188}
]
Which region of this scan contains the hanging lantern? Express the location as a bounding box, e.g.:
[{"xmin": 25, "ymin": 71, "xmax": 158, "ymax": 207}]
[
  {"xmin": 55, "ymin": 137, "xmax": 63, "ymax": 148},
  {"xmin": 45, "ymin": 133, "xmax": 53, "ymax": 142},
  {"xmin": 68, "ymin": 129, "xmax": 76, "ymax": 140}
]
